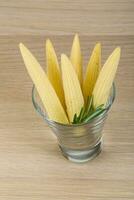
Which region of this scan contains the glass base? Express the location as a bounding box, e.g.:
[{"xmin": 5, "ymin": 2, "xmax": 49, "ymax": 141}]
[{"xmin": 59, "ymin": 141, "xmax": 102, "ymax": 163}]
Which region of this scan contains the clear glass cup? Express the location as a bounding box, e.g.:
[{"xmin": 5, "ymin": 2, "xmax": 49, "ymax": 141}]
[{"xmin": 32, "ymin": 84, "xmax": 115, "ymax": 163}]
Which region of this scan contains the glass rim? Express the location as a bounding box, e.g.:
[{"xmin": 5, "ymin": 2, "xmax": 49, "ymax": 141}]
[{"xmin": 32, "ymin": 83, "xmax": 116, "ymax": 127}]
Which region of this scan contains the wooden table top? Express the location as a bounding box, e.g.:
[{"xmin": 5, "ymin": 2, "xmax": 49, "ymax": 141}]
[
  {"xmin": 0, "ymin": 0, "xmax": 134, "ymax": 36},
  {"xmin": 0, "ymin": 1, "xmax": 134, "ymax": 200}
]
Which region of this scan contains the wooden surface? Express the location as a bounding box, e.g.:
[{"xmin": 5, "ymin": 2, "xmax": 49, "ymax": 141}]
[
  {"xmin": 0, "ymin": 35, "xmax": 134, "ymax": 200},
  {"xmin": 0, "ymin": 0, "xmax": 134, "ymax": 35},
  {"xmin": 0, "ymin": 1, "xmax": 134, "ymax": 200}
]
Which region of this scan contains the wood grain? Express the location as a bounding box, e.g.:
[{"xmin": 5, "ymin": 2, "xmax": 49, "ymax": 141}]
[
  {"xmin": 0, "ymin": 0, "xmax": 134, "ymax": 35},
  {"xmin": 0, "ymin": 0, "xmax": 134, "ymax": 199},
  {"xmin": 0, "ymin": 35, "xmax": 134, "ymax": 199}
]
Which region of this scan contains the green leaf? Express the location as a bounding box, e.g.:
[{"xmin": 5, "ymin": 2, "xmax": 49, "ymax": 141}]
[
  {"xmin": 77, "ymin": 107, "xmax": 84, "ymax": 121},
  {"xmin": 83, "ymin": 108, "xmax": 105, "ymax": 123},
  {"xmin": 79, "ymin": 110, "xmax": 84, "ymax": 122},
  {"xmin": 72, "ymin": 95, "xmax": 105, "ymax": 125},
  {"xmin": 96, "ymin": 104, "xmax": 104, "ymax": 110},
  {"xmin": 83, "ymin": 96, "xmax": 92, "ymax": 117},
  {"xmin": 72, "ymin": 113, "xmax": 77, "ymax": 124}
]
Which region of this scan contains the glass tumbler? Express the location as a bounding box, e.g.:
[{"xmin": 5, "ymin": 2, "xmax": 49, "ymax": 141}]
[{"xmin": 32, "ymin": 84, "xmax": 115, "ymax": 163}]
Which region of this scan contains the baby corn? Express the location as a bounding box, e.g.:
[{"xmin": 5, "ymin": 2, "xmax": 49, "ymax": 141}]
[
  {"xmin": 61, "ymin": 54, "xmax": 84, "ymax": 122},
  {"xmin": 70, "ymin": 34, "xmax": 83, "ymax": 85},
  {"xmin": 46, "ymin": 39, "xmax": 65, "ymax": 108},
  {"xmin": 83, "ymin": 43, "xmax": 101, "ymax": 102},
  {"xmin": 93, "ymin": 47, "xmax": 121, "ymax": 108},
  {"xmin": 19, "ymin": 43, "xmax": 69, "ymax": 124}
]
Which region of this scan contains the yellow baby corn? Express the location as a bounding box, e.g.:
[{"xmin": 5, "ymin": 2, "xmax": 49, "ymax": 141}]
[
  {"xmin": 19, "ymin": 43, "xmax": 69, "ymax": 124},
  {"xmin": 93, "ymin": 47, "xmax": 121, "ymax": 108},
  {"xmin": 70, "ymin": 34, "xmax": 83, "ymax": 85},
  {"xmin": 61, "ymin": 54, "xmax": 84, "ymax": 122},
  {"xmin": 46, "ymin": 39, "xmax": 65, "ymax": 108},
  {"xmin": 83, "ymin": 43, "xmax": 101, "ymax": 102}
]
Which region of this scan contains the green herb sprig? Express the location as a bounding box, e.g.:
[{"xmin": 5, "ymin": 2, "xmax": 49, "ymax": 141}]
[{"xmin": 72, "ymin": 96, "xmax": 105, "ymax": 124}]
